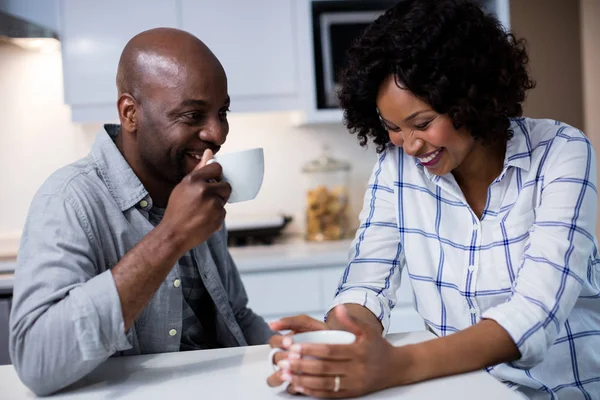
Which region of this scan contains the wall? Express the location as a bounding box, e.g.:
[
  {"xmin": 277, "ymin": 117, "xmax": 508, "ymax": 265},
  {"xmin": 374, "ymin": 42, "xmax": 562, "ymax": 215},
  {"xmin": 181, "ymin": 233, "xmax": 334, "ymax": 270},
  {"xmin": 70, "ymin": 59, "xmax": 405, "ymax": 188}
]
[
  {"xmin": 509, "ymin": 0, "xmax": 584, "ymax": 130},
  {"xmin": 0, "ymin": 43, "xmax": 376, "ymax": 256},
  {"xmin": 223, "ymin": 114, "xmax": 376, "ymax": 234},
  {"xmin": 580, "ymin": 0, "xmax": 600, "ymax": 231},
  {"xmin": 0, "ymin": 43, "xmax": 98, "ymax": 256}
]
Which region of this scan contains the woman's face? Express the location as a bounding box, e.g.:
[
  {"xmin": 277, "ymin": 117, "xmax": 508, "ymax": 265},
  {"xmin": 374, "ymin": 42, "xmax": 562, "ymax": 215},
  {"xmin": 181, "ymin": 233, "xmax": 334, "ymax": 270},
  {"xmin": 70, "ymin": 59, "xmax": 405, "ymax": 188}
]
[{"xmin": 376, "ymin": 74, "xmax": 475, "ymax": 176}]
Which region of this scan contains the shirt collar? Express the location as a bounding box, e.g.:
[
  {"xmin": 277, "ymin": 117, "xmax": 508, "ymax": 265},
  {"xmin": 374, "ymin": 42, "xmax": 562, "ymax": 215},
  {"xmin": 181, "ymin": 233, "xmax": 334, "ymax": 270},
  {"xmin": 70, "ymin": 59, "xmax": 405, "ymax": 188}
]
[
  {"xmin": 414, "ymin": 117, "xmax": 532, "ymax": 173},
  {"xmin": 91, "ymin": 124, "xmax": 150, "ymax": 212},
  {"xmin": 504, "ymin": 117, "xmax": 532, "ymax": 172}
]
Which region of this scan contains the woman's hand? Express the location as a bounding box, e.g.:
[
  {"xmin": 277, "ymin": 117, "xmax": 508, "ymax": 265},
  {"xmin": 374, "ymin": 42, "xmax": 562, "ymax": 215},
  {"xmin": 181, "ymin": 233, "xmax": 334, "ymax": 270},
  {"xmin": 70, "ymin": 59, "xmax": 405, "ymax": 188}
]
[
  {"xmin": 266, "ymin": 314, "xmax": 329, "ymax": 392},
  {"xmin": 276, "ymin": 306, "xmax": 413, "ymax": 398}
]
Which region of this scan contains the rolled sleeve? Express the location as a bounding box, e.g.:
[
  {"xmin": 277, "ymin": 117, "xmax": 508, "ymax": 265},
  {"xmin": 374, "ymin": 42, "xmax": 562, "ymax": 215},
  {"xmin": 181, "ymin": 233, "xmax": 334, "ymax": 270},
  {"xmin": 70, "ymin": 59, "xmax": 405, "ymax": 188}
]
[
  {"xmin": 482, "ymin": 131, "xmax": 597, "ymax": 368},
  {"xmin": 70, "ymin": 270, "xmax": 132, "ymax": 359},
  {"xmin": 328, "ymin": 148, "xmax": 404, "ymax": 335},
  {"xmin": 327, "ymin": 289, "xmax": 392, "ymax": 334}
]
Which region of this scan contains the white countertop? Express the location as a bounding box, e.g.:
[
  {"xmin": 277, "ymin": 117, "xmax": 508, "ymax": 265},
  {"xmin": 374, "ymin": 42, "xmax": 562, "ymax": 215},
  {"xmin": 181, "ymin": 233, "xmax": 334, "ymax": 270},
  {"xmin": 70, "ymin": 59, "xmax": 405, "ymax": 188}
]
[
  {"xmin": 229, "ymin": 237, "xmax": 352, "ymax": 273},
  {"xmin": 0, "ymin": 273, "xmax": 13, "ymax": 293},
  {"xmin": 0, "ymin": 260, "xmax": 15, "ymax": 293},
  {"xmin": 0, "ymin": 238, "xmax": 353, "ymax": 292},
  {"xmin": 0, "ymin": 331, "xmax": 523, "ymax": 400},
  {"xmin": 0, "ymin": 260, "xmax": 16, "ymax": 274}
]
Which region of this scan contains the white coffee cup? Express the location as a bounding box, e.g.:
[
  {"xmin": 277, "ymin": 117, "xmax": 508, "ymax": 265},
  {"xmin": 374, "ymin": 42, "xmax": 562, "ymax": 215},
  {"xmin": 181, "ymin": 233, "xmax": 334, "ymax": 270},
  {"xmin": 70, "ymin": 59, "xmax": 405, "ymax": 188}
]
[
  {"xmin": 268, "ymin": 330, "xmax": 356, "ymax": 371},
  {"xmin": 207, "ymin": 148, "xmax": 264, "ymax": 203},
  {"xmin": 291, "ymin": 330, "xmax": 356, "ymax": 345}
]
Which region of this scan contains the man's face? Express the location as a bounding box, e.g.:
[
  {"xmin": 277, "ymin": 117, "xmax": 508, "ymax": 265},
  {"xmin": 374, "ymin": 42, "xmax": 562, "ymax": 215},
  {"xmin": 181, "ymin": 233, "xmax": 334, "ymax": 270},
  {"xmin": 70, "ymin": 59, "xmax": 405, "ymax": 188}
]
[{"xmin": 134, "ymin": 58, "xmax": 230, "ymax": 185}]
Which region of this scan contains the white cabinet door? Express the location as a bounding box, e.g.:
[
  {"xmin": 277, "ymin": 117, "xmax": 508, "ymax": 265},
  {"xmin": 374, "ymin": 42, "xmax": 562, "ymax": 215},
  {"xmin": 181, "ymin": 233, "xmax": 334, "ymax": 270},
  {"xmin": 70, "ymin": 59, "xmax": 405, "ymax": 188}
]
[
  {"xmin": 180, "ymin": 0, "xmax": 299, "ymax": 112},
  {"xmin": 388, "ymin": 307, "xmax": 425, "ymax": 334},
  {"xmin": 319, "ymin": 266, "xmax": 345, "ymax": 310},
  {"xmin": 60, "ymin": 0, "xmax": 178, "ymax": 120},
  {"xmin": 242, "ymin": 269, "xmax": 323, "ymax": 317}
]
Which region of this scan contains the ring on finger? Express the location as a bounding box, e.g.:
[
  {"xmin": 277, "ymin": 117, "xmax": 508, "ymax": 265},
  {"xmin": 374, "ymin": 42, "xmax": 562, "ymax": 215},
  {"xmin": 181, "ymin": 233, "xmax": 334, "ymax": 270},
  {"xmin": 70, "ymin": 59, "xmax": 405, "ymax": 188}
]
[{"xmin": 334, "ymin": 375, "xmax": 340, "ymax": 393}]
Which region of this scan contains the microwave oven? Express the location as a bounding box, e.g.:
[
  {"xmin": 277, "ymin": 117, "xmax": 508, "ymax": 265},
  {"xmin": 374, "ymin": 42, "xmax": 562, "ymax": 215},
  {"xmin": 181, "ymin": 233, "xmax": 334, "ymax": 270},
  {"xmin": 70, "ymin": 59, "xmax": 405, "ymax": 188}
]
[
  {"xmin": 310, "ymin": 0, "xmax": 507, "ymax": 110},
  {"xmin": 311, "ymin": 0, "xmax": 400, "ymax": 110}
]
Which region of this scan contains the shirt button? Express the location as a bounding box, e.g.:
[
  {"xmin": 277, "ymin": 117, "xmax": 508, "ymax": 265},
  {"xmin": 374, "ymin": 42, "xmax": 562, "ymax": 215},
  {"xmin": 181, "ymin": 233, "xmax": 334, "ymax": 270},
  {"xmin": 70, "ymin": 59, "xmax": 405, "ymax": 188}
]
[
  {"xmin": 473, "ymin": 223, "xmax": 479, "ymax": 231},
  {"xmin": 169, "ymin": 329, "xmax": 177, "ymax": 337},
  {"xmin": 173, "ymin": 279, "xmax": 181, "ymax": 288},
  {"xmin": 139, "ymin": 200, "xmax": 149, "ymax": 208},
  {"xmin": 468, "ymin": 265, "xmax": 476, "ymax": 272},
  {"xmin": 469, "ymin": 308, "xmax": 477, "ymax": 314}
]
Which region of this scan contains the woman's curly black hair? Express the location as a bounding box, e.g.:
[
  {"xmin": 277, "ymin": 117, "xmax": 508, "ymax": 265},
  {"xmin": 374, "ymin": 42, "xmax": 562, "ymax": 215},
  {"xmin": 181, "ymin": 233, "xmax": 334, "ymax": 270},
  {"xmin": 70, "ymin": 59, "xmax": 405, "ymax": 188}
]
[{"xmin": 338, "ymin": 0, "xmax": 536, "ymax": 153}]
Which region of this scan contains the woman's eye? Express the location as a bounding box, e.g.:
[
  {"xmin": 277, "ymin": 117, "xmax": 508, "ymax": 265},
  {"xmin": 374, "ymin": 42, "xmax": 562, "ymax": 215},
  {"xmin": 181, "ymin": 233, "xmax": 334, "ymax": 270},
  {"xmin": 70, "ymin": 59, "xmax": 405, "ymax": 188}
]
[
  {"xmin": 380, "ymin": 119, "xmax": 400, "ymax": 132},
  {"xmin": 415, "ymin": 120, "xmax": 432, "ymax": 130}
]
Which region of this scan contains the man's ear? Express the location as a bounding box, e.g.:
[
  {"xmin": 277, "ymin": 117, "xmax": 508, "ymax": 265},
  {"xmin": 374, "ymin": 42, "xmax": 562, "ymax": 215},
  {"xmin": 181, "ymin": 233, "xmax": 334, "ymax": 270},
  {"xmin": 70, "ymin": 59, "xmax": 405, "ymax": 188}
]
[{"xmin": 117, "ymin": 93, "xmax": 138, "ymax": 132}]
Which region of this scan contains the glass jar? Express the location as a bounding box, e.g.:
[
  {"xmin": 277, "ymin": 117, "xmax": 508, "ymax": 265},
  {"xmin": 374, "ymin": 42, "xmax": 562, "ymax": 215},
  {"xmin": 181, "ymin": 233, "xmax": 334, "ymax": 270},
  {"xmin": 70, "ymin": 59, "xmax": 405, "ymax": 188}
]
[{"xmin": 302, "ymin": 146, "xmax": 351, "ymax": 241}]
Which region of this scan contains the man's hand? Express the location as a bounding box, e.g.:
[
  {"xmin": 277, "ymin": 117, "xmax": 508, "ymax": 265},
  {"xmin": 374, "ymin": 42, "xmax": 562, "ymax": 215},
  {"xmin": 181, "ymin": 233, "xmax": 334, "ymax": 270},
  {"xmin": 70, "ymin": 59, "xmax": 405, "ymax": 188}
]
[
  {"xmin": 160, "ymin": 149, "xmax": 232, "ymax": 253},
  {"xmin": 266, "ymin": 315, "xmax": 329, "ymax": 393},
  {"xmin": 113, "ymin": 149, "xmax": 231, "ymax": 330}
]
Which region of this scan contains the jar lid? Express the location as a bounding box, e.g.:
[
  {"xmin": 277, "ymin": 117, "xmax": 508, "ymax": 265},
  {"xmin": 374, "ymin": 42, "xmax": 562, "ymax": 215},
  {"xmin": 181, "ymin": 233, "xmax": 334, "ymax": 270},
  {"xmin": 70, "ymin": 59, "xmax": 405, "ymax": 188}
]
[{"xmin": 302, "ymin": 146, "xmax": 351, "ymax": 173}]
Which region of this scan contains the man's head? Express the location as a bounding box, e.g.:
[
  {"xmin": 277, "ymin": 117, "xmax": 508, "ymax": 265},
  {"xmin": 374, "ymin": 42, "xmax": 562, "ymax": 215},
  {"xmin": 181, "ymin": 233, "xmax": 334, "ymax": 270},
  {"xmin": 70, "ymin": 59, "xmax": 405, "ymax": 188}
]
[{"xmin": 116, "ymin": 28, "xmax": 230, "ymax": 198}]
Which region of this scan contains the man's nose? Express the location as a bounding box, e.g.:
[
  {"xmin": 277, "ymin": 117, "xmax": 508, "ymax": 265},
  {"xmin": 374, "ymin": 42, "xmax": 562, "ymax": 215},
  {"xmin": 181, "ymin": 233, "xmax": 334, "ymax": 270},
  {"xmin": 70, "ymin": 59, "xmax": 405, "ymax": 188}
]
[{"xmin": 199, "ymin": 118, "xmax": 228, "ymax": 146}]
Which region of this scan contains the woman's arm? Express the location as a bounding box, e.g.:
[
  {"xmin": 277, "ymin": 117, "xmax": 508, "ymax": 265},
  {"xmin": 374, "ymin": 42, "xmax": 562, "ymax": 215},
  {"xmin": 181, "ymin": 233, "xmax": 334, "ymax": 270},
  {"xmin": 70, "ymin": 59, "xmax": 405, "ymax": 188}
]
[
  {"xmin": 280, "ymin": 308, "xmax": 520, "ymax": 398},
  {"xmin": 326, "ymin": 148, "xmax": 405, "ymax": 334},
  {"xmin": 396, "ymin": 319, "xmax": 520, "ymax": 385}
]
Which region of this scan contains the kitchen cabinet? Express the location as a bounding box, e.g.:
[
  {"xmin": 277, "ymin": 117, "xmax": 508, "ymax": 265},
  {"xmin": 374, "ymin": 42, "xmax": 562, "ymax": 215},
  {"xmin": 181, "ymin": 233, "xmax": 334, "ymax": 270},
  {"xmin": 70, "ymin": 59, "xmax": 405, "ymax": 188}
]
[
  {"xmin": 239, "ymin": 261, "xmax": 425, "ymax": 334},
  {"xmin": 180, "ymin": 0, "xmax": 299, "ymax": 113},
  {"xmin": 60, "ymin": 0, "xmax": 179, "ymax": 122},
  {"xmin": 0, "ymin": 297, "xmax": 11, "ymax": 366},
  {"xmin": 59, "ymin": 0, "xmax": 300, "ymax": 122}
]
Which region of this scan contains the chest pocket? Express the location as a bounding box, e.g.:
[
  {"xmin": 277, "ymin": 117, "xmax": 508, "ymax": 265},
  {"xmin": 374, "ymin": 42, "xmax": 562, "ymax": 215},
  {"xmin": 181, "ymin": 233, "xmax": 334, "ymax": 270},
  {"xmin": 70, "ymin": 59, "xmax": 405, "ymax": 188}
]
[
  {"xmin": 490, "ymin": 209, "xmax": 536, "ymax": 284},
  {"xmin": 499, "ymin": 209, "xmax": 536, "ymax": 233}
]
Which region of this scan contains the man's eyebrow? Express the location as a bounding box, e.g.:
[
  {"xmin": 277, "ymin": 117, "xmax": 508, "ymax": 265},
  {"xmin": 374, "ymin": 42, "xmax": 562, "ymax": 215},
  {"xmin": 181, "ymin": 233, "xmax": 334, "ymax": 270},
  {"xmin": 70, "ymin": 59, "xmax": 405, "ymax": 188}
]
[{"xmin": 180, "ymin": 99, "xmax": 209, "ymax": 108}]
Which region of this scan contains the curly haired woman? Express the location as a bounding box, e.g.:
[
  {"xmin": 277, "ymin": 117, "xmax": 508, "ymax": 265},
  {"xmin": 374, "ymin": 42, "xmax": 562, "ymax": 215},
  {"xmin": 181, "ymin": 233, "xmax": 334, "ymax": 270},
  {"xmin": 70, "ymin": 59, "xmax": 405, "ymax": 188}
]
[{"xmin": 267, "ymin": 0, "xmax": 600, "ymax": 398}]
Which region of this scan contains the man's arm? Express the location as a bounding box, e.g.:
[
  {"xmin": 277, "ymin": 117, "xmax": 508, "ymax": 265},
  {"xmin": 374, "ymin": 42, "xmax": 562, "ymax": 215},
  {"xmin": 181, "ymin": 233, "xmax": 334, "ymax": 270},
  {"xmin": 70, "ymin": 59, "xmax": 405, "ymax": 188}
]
[
  {"xmin": 10, "ymin": 193, "xmax": 133, "ymax": 396},
  {"xmin": 11, "ymin": 155, "xmax": 230, "ymax": 396},
  {"xmin": 113, "ymin": 152, "xmax": 228, "ymax": 330}
]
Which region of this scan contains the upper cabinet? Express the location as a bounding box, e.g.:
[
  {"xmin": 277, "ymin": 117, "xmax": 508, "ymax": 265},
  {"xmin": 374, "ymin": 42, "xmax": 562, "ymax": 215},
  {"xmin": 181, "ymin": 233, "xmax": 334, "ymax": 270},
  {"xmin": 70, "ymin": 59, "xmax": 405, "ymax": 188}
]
[
  {"xmin": 180, "ymin": 0, "xmax": 299, "ymax": 113},
  {"xmin": 60, "ymin": 0, "xmax": 179, "ymax": 122},
  {"xmin": 59, "ymin": 0, "xmax": 299, "ymax": 122}
]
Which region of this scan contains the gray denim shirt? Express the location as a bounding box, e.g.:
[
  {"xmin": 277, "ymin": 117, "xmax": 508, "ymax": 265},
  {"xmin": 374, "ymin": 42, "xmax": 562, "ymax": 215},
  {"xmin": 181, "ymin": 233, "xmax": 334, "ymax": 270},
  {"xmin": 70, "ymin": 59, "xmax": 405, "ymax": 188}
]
[{"xmin": 9, "ymin": 125, "xmax": 273, "ymax": 396}]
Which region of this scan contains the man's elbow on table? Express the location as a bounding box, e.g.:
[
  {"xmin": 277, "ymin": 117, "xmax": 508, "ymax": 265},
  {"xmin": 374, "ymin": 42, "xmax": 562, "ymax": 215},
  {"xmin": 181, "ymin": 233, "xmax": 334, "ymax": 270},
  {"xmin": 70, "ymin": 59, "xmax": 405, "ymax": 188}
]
[
  {"xmin": 10, "ymin": 333, "xmax": 63, "ymax": 396},
  {"xmin": 9, "ymin": 321, "xmax": 104, "ymax": 397}
]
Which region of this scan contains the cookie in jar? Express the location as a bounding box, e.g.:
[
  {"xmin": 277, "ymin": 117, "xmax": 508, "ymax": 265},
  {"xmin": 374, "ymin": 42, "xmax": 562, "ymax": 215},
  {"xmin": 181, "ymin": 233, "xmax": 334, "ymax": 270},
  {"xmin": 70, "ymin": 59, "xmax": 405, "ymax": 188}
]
[{"xmin": 302, "ymin": 147, "xmax": 351, "ymax": 241}]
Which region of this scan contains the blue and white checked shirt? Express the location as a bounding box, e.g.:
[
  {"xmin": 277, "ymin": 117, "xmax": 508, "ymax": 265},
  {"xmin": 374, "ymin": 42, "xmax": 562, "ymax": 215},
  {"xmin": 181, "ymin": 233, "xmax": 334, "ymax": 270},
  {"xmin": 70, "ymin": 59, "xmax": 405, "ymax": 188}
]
[{"xmin": 330, "ymin": 118, "xmax": 600, "ymax": 399}]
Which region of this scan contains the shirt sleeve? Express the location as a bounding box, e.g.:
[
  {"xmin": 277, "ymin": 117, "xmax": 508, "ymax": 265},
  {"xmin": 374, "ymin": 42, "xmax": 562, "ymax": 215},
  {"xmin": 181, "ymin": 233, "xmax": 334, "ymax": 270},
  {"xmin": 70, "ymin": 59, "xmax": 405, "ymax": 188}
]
[
  {"xmin": 482, "ymin": 129, "xmax": 598, "ymax": 368},
  {"xmin": 10, "ymin": 192, "xmax": 132, "ymax": 396},
  {"xmin": 327, "ymin": 148, "xmax": 405, "ymax": 334}
]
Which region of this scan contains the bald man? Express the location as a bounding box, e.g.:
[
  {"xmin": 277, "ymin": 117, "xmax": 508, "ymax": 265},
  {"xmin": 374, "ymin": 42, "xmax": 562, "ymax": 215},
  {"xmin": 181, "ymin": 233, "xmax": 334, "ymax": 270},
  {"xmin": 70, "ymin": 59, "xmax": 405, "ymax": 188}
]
[{"xmin": 10, "ymin": 28, "xmax": 274, "ymax": 396}]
